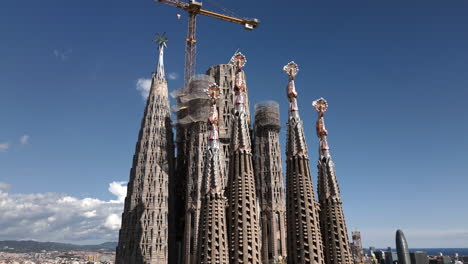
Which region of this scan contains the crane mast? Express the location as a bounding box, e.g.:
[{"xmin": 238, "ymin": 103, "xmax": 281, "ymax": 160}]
[{"xmin": 154, "ymin": 0, "xmax": 259, "ymax": 87}]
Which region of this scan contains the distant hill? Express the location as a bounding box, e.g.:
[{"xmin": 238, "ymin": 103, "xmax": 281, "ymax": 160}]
[{"xmin": 0, "ymin": 240, "xmax": 118, "ymax": 253}]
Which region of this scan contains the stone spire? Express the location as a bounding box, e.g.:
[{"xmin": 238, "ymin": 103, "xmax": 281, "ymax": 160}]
[
  {"xmin": 253, "ymin": 101, "xmax": 287, "ymax": 263},
  {"xmin": 313, "ymin": 98, "xmax": 353, "ymax": 264},
  {"xmin": 284, "ymin": 62, "xmax": 325, "ymax": 264},
  {"xmin": 175, "ymin": 74, "xmax": 214, "ymax": 264},
  {"xmin": 197, "ymin": 84, "xmax": 229, "ymax": 264},
  {"xmin": 227, "ymin": 52, "xmax": 262, "ymax": 264},
  {"xmin": 116, "ymin": 33, "xmax": 174, "ymax": 264}
]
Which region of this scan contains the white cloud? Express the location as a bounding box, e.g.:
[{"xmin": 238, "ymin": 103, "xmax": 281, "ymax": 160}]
[
  {"xmin": 0, "ymin": 181, "xmax": 127, "ymax": 243},
  {"xmin": 104, "ymin": 214, "xmax": 121, "ymax": 231},
  {"xmin": 83, "ymin": 210, "xmax": 97, "ymax": 218},
  {"xmin": 136, "ymin": 78, "xmax": 151, "ymax": 99},
  {"xmin": 108, "ymin": 181, "xmax": 127, "ymax": 203},
  {"xmin": 168, "ymin": 72, "xmax": 178, "ymax": 80},
  {"xmin": 20, "ymin": 135, "xmax": 29, "ymax": 145},
  {"xmin": 53, "ymin": 49, "xmax": 72, "ymax": 60},
  {"xmin": 0, "ymin": 182, "xmax": 10, "ymax": 193},
  {"xmin": 0, "ymin": 142, "xmax": 9, "ymax": 152}
]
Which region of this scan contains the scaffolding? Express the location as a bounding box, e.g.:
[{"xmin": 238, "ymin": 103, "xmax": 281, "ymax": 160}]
[
  {"xmin": 254, "ymin": 101, "xmax": 281, "ymax": 129},
  {"xmin": 171, "ymin": 74, "xmax": 215, "ymax": 126}
]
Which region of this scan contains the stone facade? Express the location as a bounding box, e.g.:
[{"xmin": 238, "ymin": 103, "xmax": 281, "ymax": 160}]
[
  {"xmin": 284, "ymin": 62, "xmax": 325, "ymax": 264},
  {"xmin": 254, "ymin": 102, "xmax": 287, "ymax": 263},
  {"xmin": 116, "ymin": 40, "xmax": 174, "ymax": 264},
  {"xmin": 116, "ymin": 50, "xmax": 354, "ymax": 264},
  {"xmin": 226, "ymin": 54, "xmax": 262, "ymax": 264},
  {"xmin": 313, "ymin": 98, "xmax": 353, "ymax": 264}
]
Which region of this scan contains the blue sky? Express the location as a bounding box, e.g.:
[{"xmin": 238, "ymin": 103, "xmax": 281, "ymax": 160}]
[{"xmin": 1, "ymin": 0, "xmax": 467, "ymax": 247}]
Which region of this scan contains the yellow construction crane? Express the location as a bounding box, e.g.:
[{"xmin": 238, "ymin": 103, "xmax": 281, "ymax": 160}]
[{"xmin": 153, "ymin": 0, "xmax": 260, "ymax": 87}]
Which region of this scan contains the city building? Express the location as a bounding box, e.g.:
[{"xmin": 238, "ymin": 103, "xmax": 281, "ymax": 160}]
[
  {"xmin": 411, "ymin": 251, "xmax": 429, "ymax": 264},
  {"xmin": 396, "ymin": 230, "xmax": 411, "ymax": 264}
]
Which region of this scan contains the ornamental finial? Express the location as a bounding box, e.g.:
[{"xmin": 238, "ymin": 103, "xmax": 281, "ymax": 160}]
[
  {"xmin": 283, "ymin": 61, "xmax": 299, "ymax": 80},
  {"xmin": 312, "ymin": 97, "xmax": 328, "ymax": 114},
  {"xmin": 153, "ymin": 32, "xmax": 168, "ymax": 49},
  {"xmin": 313, "ymin": 98, "xmax": 330, "ymax": 156},
  {"xmin": 207, "ymin": 83, "xmax": 220, "ymax": 149},
  {"xmin": 153, "ymin": 33, "xmax": 168, "ymax": 80},
  {"xmin": 284, "ymin": 61, "xmax": 299, "ymax": 113},
  {"xmin": 230, "ymin": 52, "xmax": 247, "ymax": 70}
]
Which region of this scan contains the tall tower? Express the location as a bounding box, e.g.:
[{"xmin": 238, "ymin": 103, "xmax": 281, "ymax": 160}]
[
  {"xmin": 197, "ymin": 84, "xmax": 229, "ymax": 264},
  {"xmin": 396, "ymin": 230, "xmax": 411, "ymax": 264},
  {"xmin": 172, "ymin": 74, "xmax": 215, "ymax": 264},
  {"xmin": 313, "ymin": 98, "xmax": 353, "ymax": 264},
  {"xmin": 206, "ymin": 59, "xmax": 252, "ymax": 188},
  {"xmin": 227, "ymin": 53, "xmax": 262, "ymax": 264},
  {"xmin": 284, "ymin": 61, "xmax": 325, "ymax": 264},
  {"xmin": 116, "ymin": 34, "xmax": 174, "ymax": 264},
  {"xmin": 351, "ymin": 231, "xmax": 364, "ymax": 264},
  {"xmin": 253, "ymin": 101, "xmax": 287, "ymax": 263}
]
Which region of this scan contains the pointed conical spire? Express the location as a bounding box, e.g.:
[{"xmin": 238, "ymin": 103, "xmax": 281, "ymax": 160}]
[
  {"xmin": 284, "ymin": 62, "xmax": 308, "ymax": 156},
  {"xmin": 155, "ymin": 33, "xmax": 168, "ymax": 81},
  {"xmin": 116, "ymin": 34, "xmax": 174, "ymax": 264},
  {"xmin": 284, "ymin": 62, "xmax": 325, "ymax": 264},
  {"xmin": 227, "ymin": 52, "xmax": 262, "ymax": 264},
  {"xmin": 313, "ymin": 98, "xmax": 353, "ymax": 264},
  {"xmin": 197, "ymin": 83, "xmax": 229, "ymax": 264}
]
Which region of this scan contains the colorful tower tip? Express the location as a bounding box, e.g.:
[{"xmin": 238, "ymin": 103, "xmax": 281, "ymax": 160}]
[
  {"xmin": 283, "ymin": 61, "xmax": 299, "ymax": 79},
  {"xmin": 230, "ymin": 52, "xmax": 247, "ymax": 69},
  {"xmin": 206, "ymin": 83, "xmax": 220, "ymax": 102},
  {"xmin": 284, "ymin": 62, "xmax": 299, "ymax": 108},
  {"xmin": 312, "ymin": 97, "xmax": 328, "ymax": 113},
  {"xmin": 154, "ymin": 32, "xmax": 168, "ymax": 48}
]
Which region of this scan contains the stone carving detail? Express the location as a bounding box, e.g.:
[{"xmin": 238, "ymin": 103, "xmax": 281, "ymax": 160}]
[
  {"xmin": 227, "ymin": 53, "xmax": 262, "ymax": 264},
  {"xmin": 253, "ymin": 101, "xmax": 287, "ymax": 263},
  {"xmin": 284, "ymin": 62, "xmax": 325, "ymax": 264},
  {"xmin": 197, "ymin": 83, "xmax": 229, "ymax": 264},
  {"xmin": 313, "ymin": 98, "xmax": 353, "ymax": 264},
  {"xmin": 116, "ymin": 35, "xmax": 174, "ymax": 264}
]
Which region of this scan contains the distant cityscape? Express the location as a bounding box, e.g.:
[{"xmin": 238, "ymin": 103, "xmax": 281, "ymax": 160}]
[
  {"xmin": 350, "ymin": 230, "xmax": 468, "ymax": 264},
  {"xmin": 0, "ymin": 241, "xmax": 115, "ymax": 264},
  {"xmin": 1, "ymin": 229, "xmax": 467, "ymax": 264}
]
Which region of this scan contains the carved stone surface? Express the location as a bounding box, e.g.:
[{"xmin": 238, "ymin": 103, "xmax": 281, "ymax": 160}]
[
  {"xmin": 351, "ymin": 231, "xmax": 364, "ymax": 264},
  {"xmin": 313, "ymin": 98, "xmax": 353, "ymax": 264},
  {"xmin": 254, "ymin": 101, "xmax": 287, "ymax": 263},
  {"xmin": 227, "ymin": 59, "xmax": 262, "ymax": 264},
  {"xmin": 284, "ymin": 63, "xmax": 325, "ymax": 264},
  {"xmin": 116, "ymin": 52, "xmax": 355, "ymax": 264},
  {"xmin": 116, "ymin": 42, "xmax": 174, "ymax": 263},
  {"xmin": 197, "ymin": 91, "xmax": 229, "ymax": 264}
]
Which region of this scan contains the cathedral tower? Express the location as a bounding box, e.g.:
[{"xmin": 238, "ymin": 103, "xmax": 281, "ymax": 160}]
[
  {"xmin": 227, "ymin": 53, "xmax": 262, "ymax": 264},
  {"xmin": 173, "ymin": 75, "xmax": 214, "ymax": 264},
  {"xmin": 284, "ymin": 62, "xmax": 325, "ymax": 264},
  {"xmin": 116, "ymin": 34, "xmax": 174, "ymax": 264},
  {"xmin": 253, "ymin": 101, "xmax": 287, "ymax": 263},
  {"xmin": 197, "ymin": 84, "xmax": 229, "ymax": 264},
  {"xmin": 313, "ymin": 98, "xmax": 353, "ymax": 264}
]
